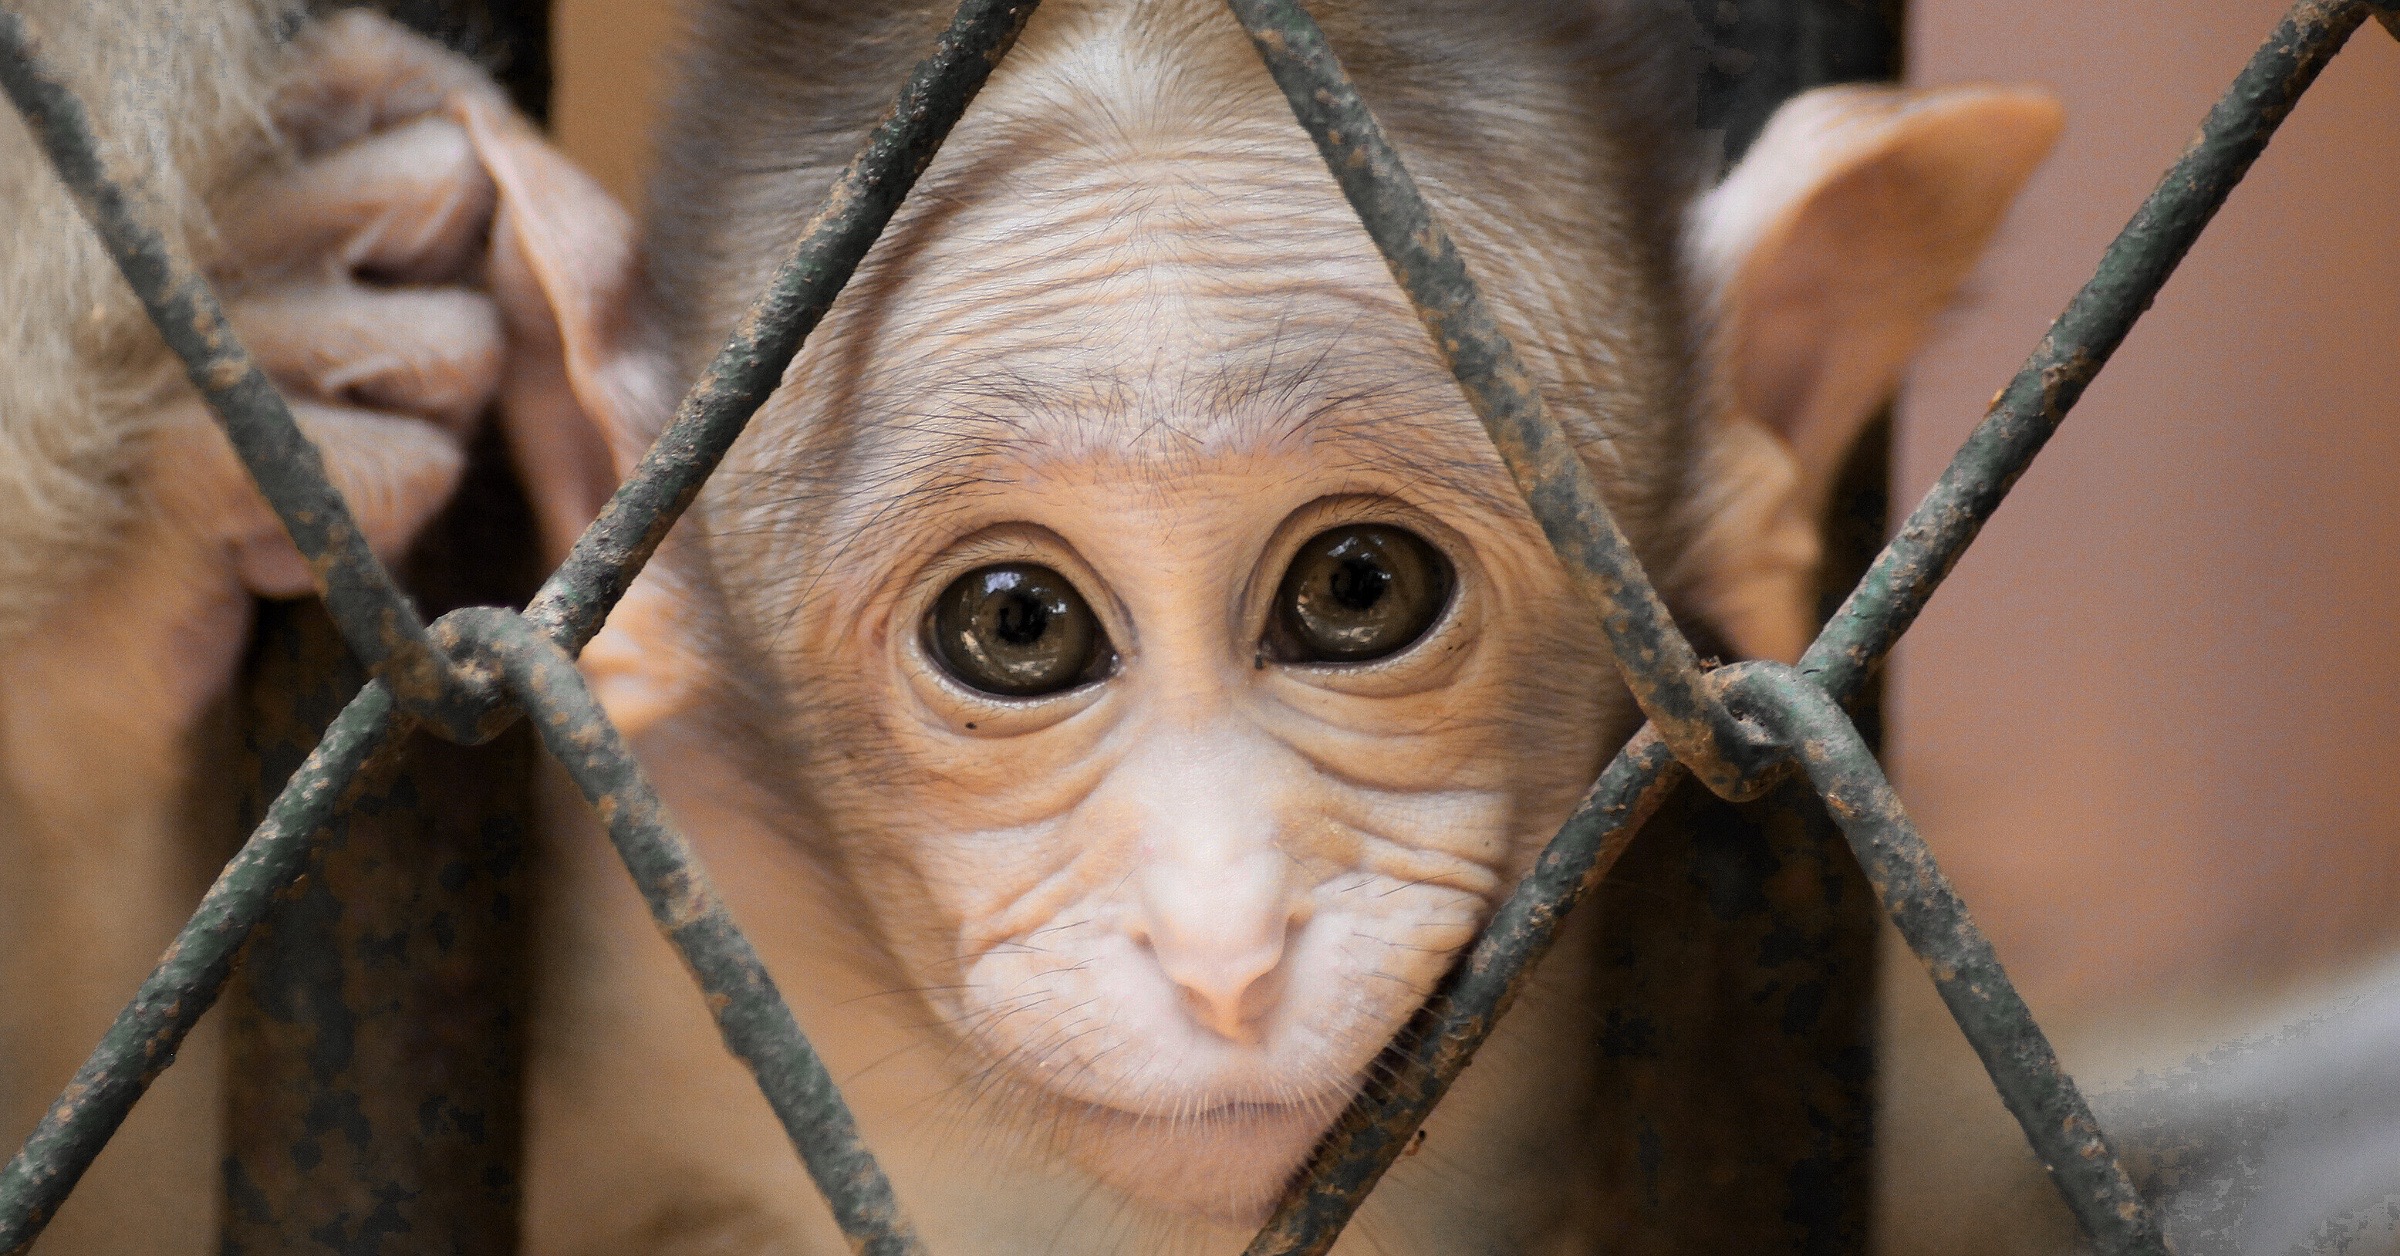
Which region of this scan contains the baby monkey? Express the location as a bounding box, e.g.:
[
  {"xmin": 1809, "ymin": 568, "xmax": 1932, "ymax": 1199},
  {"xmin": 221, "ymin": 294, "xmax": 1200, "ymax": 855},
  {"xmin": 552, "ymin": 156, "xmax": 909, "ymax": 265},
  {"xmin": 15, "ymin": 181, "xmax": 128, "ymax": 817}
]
[{"xmin": 0, "ymin": 0, "xmax": 2061, "ymax": 1252}]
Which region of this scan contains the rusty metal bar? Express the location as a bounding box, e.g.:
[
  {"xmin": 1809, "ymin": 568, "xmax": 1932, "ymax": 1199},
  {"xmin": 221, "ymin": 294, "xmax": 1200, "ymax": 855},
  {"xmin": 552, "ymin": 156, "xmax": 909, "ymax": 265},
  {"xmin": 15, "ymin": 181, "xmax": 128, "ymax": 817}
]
[
  {"xmin": 0, "ymin": 8, "xmax": 491, "ymax": 734},
  {"xmin": 216, "ymin": 5, "xmax": 547, "ymax": 1245},
  {"xmin": 441, "ymin": 608, "xmax": 923, "ymax": 1255},
  {"xmin": 1244, "ymin": 1, "xmax": 2383, "ymax": 1252},
  {"xmin": 1576, "ymin": 6, "xmax": 1900, "ymax": 1247},
  {"xmin": 1702, "ymin": 0, "xmax": 1906, "ymax": 156},
  {"xmin": 1221, "ymin": 0, "xmax": 1781, "ymax": 803},
  {"xmin": 0, "ymin": 687, "xmax": 411, "ymax": 1254},
  {"xmin": 223, "ymin": 452, "xmax": 541, "ymax": 1254},
  {"xmin": 1720, "ymin": 663, "xmax": 2161, "ymax": 1252}
]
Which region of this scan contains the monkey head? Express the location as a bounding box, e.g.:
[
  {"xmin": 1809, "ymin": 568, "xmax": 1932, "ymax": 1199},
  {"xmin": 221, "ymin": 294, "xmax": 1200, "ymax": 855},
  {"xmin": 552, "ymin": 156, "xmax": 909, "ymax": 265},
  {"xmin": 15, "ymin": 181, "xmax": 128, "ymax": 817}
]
[{"xmin": 466, "ymin": 0, "xmax": 2061, "ymax": 1229}]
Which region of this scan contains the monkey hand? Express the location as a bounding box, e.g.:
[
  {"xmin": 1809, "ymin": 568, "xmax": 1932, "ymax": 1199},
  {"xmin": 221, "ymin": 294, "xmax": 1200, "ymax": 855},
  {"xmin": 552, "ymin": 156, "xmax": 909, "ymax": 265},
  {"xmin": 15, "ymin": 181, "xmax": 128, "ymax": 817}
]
[{"xmin": 15, "ymin": 12, "xmax": 526, "ymax": 732}]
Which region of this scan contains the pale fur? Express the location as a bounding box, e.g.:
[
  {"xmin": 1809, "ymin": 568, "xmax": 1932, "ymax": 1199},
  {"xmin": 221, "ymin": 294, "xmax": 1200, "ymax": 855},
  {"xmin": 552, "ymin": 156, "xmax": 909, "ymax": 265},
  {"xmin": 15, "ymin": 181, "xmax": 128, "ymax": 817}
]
[
  {"xmin": 0, "ymin": 0, "xmax": 298, "ymax": 647},
  {"xmin": 507, "ymin": 4, "xmax": 1711, "ymax": 1251},
  {"xmin": 0, "ymin": 5, "xmax": 294, "ymax": 1249}
]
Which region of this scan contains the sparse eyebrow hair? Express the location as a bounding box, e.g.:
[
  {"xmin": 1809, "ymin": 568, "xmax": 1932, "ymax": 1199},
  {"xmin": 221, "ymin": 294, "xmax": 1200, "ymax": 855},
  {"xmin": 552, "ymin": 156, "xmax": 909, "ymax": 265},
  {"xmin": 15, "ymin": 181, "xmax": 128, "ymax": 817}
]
[{"xmin": 701, "ymin": 305, "xmax": 1540, "ymax": 627}]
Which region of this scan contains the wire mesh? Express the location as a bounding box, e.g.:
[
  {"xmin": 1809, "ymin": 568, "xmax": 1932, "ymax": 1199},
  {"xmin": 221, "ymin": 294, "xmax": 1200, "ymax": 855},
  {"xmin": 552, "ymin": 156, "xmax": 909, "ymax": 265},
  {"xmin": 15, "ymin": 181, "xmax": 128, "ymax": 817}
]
[{"xmin": 1, "ymin": 0, "xmax": 2392, "ymax": 1252}]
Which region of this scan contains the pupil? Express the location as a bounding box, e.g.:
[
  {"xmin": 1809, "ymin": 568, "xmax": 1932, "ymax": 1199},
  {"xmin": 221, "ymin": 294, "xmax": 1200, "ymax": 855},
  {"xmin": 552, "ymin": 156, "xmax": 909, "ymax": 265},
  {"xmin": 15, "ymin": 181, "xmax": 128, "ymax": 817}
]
[
  {"xmin": 1329, "ymin": 557, "xmax": 1388, "ymax": 612},
  {"xmin": 994, "ymin": 593, "xmax": 1049, "ymax": 646}
]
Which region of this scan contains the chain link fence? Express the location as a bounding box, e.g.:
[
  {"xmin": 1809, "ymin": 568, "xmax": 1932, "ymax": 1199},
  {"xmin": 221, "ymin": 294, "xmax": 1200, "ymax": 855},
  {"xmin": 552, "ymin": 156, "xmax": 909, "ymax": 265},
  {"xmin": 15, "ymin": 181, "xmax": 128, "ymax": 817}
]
[{"xmin": 1, "ymin": 0, "xmax": 2393, "ymax": 1251}]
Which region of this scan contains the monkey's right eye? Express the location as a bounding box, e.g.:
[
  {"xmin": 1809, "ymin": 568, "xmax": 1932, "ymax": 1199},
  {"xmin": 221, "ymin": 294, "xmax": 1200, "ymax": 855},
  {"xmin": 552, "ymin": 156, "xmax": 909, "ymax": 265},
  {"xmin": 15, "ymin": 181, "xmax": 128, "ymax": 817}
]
[{"xmin": 927, "ymin": 564, "xmax": 1114, "ymax": 698}]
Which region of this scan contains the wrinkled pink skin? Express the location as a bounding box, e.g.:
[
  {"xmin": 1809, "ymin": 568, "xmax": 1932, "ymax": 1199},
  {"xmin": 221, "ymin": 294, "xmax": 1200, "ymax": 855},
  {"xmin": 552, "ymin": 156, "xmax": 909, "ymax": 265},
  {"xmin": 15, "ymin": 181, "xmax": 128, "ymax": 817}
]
[{"xmin": 0, "ymin": 4, "xmax": 2069, "ymax": 1253}]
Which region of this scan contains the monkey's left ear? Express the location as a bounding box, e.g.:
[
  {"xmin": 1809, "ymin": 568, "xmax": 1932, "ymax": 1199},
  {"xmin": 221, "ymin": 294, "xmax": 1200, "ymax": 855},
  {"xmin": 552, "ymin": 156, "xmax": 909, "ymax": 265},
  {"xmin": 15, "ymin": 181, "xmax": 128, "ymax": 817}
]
[
  {"xmin": 1672, "ymin": 84, "xmax": 2063, "ymax": 662},
  {"xmin": 450, "ymin": 94, "xmax": 698, "ymax": 734}
]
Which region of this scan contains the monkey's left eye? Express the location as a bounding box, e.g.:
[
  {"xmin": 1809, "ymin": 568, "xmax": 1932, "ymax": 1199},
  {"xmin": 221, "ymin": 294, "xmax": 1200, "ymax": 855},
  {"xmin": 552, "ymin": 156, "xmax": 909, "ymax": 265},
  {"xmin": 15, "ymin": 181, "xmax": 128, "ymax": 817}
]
[
  {"xmin": 1267, "ymin": 524, "xmax": 1453, "ymax": 664},
  {"xmin": 927, "ymin": 564, "xmax": 1114, "ymax": 698}
]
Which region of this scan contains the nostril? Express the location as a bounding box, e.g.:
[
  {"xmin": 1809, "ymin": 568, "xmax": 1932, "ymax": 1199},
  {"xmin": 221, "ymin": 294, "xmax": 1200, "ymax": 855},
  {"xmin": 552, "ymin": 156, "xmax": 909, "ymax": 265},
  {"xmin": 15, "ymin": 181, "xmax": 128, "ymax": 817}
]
[
  {"xmin": 1174, "ymin": 954, "xmax": 1288, "ymax": 1045},
  {"xmin": 1151, "ymin": 927, "xmax": 1295, "ymax": 1045},
  {"xmin": 1131, "ymin": 850, "xmax": 1308, "ymax": 1044}
]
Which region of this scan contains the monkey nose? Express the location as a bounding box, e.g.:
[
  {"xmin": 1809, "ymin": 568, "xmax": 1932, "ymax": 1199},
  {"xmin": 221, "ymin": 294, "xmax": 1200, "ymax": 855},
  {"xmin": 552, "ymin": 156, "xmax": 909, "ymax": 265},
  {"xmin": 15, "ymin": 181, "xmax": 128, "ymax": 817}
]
[
  {"xmin": 1156, "ymin": 935, "xmax": 1290, "ymax": 1045},
  {"xmin": 1132, "ymin": 859, "xmax": 1305, "ymax": 1047}
]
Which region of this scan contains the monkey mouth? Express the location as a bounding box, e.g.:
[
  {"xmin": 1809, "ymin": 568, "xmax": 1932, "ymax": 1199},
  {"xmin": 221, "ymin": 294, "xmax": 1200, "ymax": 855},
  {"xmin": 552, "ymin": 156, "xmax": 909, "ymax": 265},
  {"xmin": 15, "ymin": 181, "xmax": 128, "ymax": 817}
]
[
  {"xmin": 1031, "ymin": 1085, "xmax": 1358, "ymax": 1224},
  {"xmin": 1079, "ymin": 1092, "xmax": 1347, "ymax": 1128},
  {"xmin": 1028, "ymin": 1066, "xmax": 1361, "ymax": 1131}
]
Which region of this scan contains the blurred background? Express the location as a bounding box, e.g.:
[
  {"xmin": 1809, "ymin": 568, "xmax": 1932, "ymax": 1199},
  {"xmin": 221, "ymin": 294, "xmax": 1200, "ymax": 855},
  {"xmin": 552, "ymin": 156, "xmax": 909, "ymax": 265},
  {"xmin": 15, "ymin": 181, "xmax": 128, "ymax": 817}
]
[
  {"xmin": 541, "ymin": 0, "xmax": 2400, "ymax": 1237},
  {"xmin": 1899, "ymin": 3, "xmax": 2400, "ymax": 1013}
]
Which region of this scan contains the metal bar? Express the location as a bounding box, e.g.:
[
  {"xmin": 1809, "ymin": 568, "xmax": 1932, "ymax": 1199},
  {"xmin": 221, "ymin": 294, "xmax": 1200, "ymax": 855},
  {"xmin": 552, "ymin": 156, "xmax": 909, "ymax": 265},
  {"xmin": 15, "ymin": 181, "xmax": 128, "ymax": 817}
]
[
  {"xmin": 521, "ymin": 0, "xmax": 1041, "ymax": 656},
  {"xmin": 366, "ymin": 0, "xmax": 554, "ymax": 123},
  {"xmin": 1579, "ymin": 5, "xmax": 1903, "ymax": 1245},
  {"xmin": 442, "ymin": 609, "xmax": 922, "ymax": 1256},
  {"xmin": 1703, "ymin": 0, "xmax": 1906, "ymax": 157},
  {"xmin": 1721, "ymin": 664, "xmax": 2165, "ymax": 1254},
  {"xmin": 1580, "ymin": 763, "xmax": 1880, "ymax": 1251},
  {"xmin": 0, "ymin": 9, "xmax": 482, "ymax": 729},
  {"xmin": 1247, "ymin": 1, "xmax": 2378, "ymax": 1250},
  {"xmin": 218, "ymin": 3, "xmax": 549, "ymax": 1243},
  {"xmin": 0, "ymin": 689, "xmax": 410, "ymax": 1254},
  {"xmin": 222, "ymin": 453, "xmax": 540, "ymax": 1255},
  {"xmin": 1799, "ymin": 0, "xmax": 2378, "ymax": 698},
  {"xmin": 1221, "ymin": 0, "xmax": 1778, "ymax": 803}
]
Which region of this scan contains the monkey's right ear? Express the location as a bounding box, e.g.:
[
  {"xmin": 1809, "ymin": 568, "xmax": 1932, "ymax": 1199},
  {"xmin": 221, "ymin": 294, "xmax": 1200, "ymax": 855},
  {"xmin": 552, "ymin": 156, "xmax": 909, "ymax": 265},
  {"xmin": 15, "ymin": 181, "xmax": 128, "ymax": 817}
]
[
  {"xmin": 450, "ymin": 95, "xmax": 696, "ymax": 733},
  {"xmin": 449, "ymin": 95, "xmax": 671, "ymax": 564},
  {"xmin": 1673, "ymin": 84, "xmax": 2064, "ymax": 663}
]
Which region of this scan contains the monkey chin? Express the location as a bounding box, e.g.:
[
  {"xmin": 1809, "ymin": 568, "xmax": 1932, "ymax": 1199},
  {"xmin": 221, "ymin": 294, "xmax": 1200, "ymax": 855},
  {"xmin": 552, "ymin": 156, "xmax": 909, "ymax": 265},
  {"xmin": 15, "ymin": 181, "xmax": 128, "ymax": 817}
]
[{"xmin": 1043, "ymin": 1090, "xmax": 1343, "ymax": 1227}]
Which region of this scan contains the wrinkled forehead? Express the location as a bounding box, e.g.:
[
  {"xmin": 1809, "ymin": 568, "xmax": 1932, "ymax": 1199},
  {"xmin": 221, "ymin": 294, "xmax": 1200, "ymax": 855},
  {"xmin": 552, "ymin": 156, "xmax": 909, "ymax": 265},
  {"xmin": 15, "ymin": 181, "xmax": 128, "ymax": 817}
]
[
  {"xmin": 723, "ymin": 120, "xmax": 1517, "ymax": 528},
  {"xmin": 697, "ymin": 0, "xmax": 1690, "ymax": 584}
]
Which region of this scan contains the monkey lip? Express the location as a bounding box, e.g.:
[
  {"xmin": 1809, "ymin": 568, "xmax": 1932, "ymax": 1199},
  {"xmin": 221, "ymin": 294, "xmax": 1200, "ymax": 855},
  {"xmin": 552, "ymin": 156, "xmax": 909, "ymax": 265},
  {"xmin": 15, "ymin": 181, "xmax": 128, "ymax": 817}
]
[
  {"xmin": 1027, "ymin": 1063, "xmax": 1362, "ymax": 1130},
  {"xmin": 1031, "ymin": 1082, "xmax": 1360, "ymax": 1224},
  {"xmin": 1076, "ymin": 1091, "xmax": 1347, "ymax": 1128}
]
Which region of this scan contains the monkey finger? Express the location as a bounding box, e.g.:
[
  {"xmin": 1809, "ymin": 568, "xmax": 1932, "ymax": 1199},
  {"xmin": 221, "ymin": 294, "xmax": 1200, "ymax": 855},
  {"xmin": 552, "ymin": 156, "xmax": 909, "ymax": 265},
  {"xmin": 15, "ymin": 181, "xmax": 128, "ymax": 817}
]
[
  {"xmin": 220, "ymin": 114, "xmax": 498, "ymax": 285},
  {"xmin": 229, "ymin": 284, "xmax": 503, "ymax": 435},
  {"xmin": 273, "ymin": 9, "xmax": 506, "ymax": 158},
  {"xmin": 147, "ymin": 400, "xmax": 470, "ymax": 599}
]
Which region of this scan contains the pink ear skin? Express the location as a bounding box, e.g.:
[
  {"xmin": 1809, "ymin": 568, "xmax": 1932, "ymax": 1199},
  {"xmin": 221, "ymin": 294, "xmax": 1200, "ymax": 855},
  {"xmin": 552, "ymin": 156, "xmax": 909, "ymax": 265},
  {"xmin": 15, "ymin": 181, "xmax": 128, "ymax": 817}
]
[
  {"xmin": 448, "ymin": 94, "xmax": 693, "ymax": 735},
  {"xmin": 1676, "ymin": 85, "xmax": 2065, "ymax": 663}
]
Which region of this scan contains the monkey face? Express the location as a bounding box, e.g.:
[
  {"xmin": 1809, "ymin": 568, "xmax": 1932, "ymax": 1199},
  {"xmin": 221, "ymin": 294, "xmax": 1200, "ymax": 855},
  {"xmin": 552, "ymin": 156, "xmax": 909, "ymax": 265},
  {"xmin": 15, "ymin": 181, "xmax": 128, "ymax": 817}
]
[
  {"xmin": 745, "ymin": 441, "xmax": 1623, "ymax": 1224},
  {"xmin": 689, "ymin": 98, "xmax": 1666, "ymax": 1221}
]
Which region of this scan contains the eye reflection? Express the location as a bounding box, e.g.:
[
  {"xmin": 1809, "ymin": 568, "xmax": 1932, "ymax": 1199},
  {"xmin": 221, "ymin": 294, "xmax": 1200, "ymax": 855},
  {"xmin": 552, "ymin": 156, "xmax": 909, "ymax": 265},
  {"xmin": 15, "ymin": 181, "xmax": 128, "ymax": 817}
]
[
  {"xmin": 1269, "ymin": 525, "xmax": 1453, "ymax": 664},
  {"xmin": 928, "ymin": 563, "xmax": 1113, "ymax": 697}
]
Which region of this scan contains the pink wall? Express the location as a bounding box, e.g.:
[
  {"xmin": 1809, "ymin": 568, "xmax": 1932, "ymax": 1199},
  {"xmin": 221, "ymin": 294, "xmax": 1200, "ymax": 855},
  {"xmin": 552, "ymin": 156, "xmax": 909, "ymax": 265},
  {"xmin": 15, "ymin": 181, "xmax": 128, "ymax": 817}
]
[{"xmin": 1897, "ymin": 5, "xmax": 2400, "ymax": 1017}]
